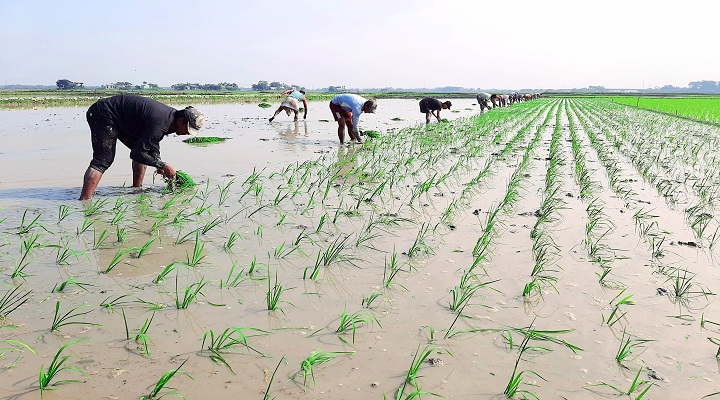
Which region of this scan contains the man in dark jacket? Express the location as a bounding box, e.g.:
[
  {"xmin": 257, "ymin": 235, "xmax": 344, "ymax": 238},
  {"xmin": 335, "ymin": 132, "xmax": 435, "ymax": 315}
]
[
  {"xmin": 79, "ymin": 94, "xmax": 205, "ymax": 200},
  {"xmin": 419, "ymin": 98, "xmax": 452, "ymax": 123}
]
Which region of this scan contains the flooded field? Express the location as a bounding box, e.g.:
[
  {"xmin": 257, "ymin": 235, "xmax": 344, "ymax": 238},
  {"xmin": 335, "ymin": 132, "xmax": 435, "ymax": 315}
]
[{"xmin": 2, "ymin": 97, "xmax": 720, "ymax": 400}]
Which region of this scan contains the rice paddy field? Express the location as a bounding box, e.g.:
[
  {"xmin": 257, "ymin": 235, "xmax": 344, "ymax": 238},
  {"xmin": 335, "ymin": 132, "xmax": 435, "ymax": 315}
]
[
  {"xmin": 2, "ymin": 97, "xmax": 720, "ymax": 399},
  {"xmin": 610, "ymin": 96, "xmax": 720, "ymax": 124}
]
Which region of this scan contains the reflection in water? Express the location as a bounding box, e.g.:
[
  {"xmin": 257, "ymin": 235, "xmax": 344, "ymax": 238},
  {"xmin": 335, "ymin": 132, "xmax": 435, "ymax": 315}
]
[{"xmin": 273, "ymin": 120, "xmax": 309, "ymax": 139}]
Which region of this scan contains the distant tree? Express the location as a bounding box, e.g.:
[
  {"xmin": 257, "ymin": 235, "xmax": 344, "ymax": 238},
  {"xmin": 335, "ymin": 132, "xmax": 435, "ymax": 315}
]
[
  {"xmin": 56, "ymin": 79, "xmax": 83, "ymax": 90},
  {"xmin": 251, "ymin": 80, "xmax": 270, "ymax": 91},
  {"xmin": 688, "ymin": 80, "xmax": 719, "ymax": 92}
]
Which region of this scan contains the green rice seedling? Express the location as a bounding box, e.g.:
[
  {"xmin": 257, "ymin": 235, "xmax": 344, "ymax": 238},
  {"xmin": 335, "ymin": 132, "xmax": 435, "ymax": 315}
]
[
  {"xmin": 100, "ymin": 294, "xmax": 135, "ymax": 313},
  {"xmin": 315, "ymin": 214, "xmax": 327, "ymax": 234},
  {"xmin": 115, "ymin": 225, "xmax": 127, "ymax": 243},
  {"xmin": 182, "ymin": 136, "xmax": 227, "ymax": 144},
  {"xmin": 701, "ymin": 314, "xmax": 720, "ymax": 329},
  {"xmin": 396, "ymin": 343, "xmax": 450, "ymax": 397},
  {"xmin": 510, "ymin": 326, "xmax": 582, "ymax": 353},
  {"xmin": 665, "ymin": 268, "xmax": 714, "ymax": 301},
  {"xmin": 110, "ymin": 205, "xmax": 128, "ymax": 225},
  {"xmin": 216, "ymin": 178, "xmax": 235, "ymax": 206},
  {"xmin": 52, "ymin": 278, "xmax": 95, "ymax": 293},
  {"xmin": 408, "ymin": 223, "xmax": 435, "ymax": 257},
  {"xmin": 0, "ymin": 285, "xmax": 31, "ymax": 319},
  {"xmin": 16, "ymin": 209, "xmax": 49, "ymax": 235},
  {"xmin": 133, "ymin": 312, "xmax": 155, "ymax": 357},
  {"xmin": 0, "ymin": 339, "xmax": 36, "ymax": 368},
  {"xmin": 201, "ymin": 327, "xmax": 270, "ymax": 371},
  {"xmin": 503, "ymin": 333, "xmax": 545, "ymax": 400},
  {"xmin": 603, "ymin": 289, "xmax": 634, "ymax": 327},
  {"xmin": 132, "ymin": 237, "xmax": 156, "ymax": 259},
  {"xmin": 616, "ymin": 329, "xmax": 653, "ymax": 367},
  {"xmin": 175, "ymin": 278, "xmax": 207, "ymax": 309},
  {"xmin": 53, "ymin": 239, "xmax": 81, "ymax": 265},
  {"xmin": 335, "ymin": 308, "xmax": 381, "ymax": 344},
  {"xmin": 593, "ymin": 367, "xmax": 652, "ymax": 399},
  {"xmin": 201, "ymin": 216, "xmax": 223, "ymax": 234},
  {"xmin": 104, "ymin": 247, "xmax": 136, "ymax": 273},
  {"xmin": 183, "ymin": 232, "xmax": 206, "ymax": 267},
  {"xmin": 222, "ymin": 231, "xmax": 242, "ymax": 252},
  {"xmin": 322, "ymin": 235, "xmax": 355, "ymax": 266},
  {"xmin": 262, "ymin": 356, "xmax": 285, "ymax": 400},
  {"xmin": 11, "ymin": 233, "xmax": 42, "ymax": 279},
  {"xmin": 362, "ymin": 291, "xmax": 384, "ymax": 309},
  {"xmin": 153, "ymin": 262, "xmax": 181, "ymax": 284},
  {"xmin": 92, "ymin": 228, "xmax": 109, "ymax": 250},
  {"xmin": 38, "ymin": 339, "xmax": 86, "ymax": 397},
  {"xmin": 708, "ymin": 337, "xmax": 720, "ymax": 357},
  {"xmin": 175, "ymin": 227, "xmax": 200, "ymax": 245},
  {"xmin": 141, "ymin": 358, "xmax": 192, "ymax": 400},
  {"xmin": 383, "ymin": 250, "xmax": 410, "ymax": 289},
  {"xmin": 51, "ymin": 301, "xmax": 100, "ymax": 331},
  {"xmin": 448, "ymin": 283, "xmax": 483, "ymax": 312},
  {"xmin": 223, "ymin": 262, "xmax": 245, "ymax": 287},
  {"xmin": 266, "ymin": 270, "xmax": 292, "ymax": 313},
  {"xmin": 83, "ymin": 198, "xmax": 107, "ymax": 217},
  {"xmin": 57, "ymin": 205, "xmax": 71, "ymax": 224},
  {"xmin": 164, "ymin": 171, "xmax": 197, "ymax": 194},
  {"xmin": 291, "ymin": 349, "xmax": 354, "ymax": 392}
]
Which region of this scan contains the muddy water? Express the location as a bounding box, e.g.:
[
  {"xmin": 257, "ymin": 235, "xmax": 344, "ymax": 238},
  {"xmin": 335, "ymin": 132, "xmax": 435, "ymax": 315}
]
[{"xmin": 2, "ymin": 98, "xmax": 720, "ymax": 400}]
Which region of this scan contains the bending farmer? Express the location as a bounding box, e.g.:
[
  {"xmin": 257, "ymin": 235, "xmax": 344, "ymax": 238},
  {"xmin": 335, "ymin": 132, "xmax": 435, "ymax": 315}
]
[
  {"xmin": 269, "ymin": 89, "xmax": 308, "ymax": 122},
  {"xmin": 476, "ymin": 92, "xmax": 492, "ymax": 112},
  {"xmin": 79, "ymin": 94, "xmax": 206, "ymax": 200},
  {"xmin": 329, "ymin": 94, "xmax": 377, "ymax": 144},
  {"xmin": 419, "ymin": 98, "xmax": 452, "ymax": 123}
]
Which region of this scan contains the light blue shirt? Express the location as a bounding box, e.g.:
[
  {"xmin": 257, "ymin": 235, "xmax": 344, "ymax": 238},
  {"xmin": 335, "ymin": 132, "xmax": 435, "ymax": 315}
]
[
  {"xmin": 289, "ymin": 90, "xmax": 304, "ymax": 100},
  {"xmin": 331, "ymin": 93, "xmax": 367, "ymax": 132}
]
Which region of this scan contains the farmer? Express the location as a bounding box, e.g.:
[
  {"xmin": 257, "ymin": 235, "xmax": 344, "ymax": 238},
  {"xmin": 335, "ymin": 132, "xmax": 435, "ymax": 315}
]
[
  {"xmin": 329, "ymin": 94, "xmax": 377, "ymax": 144},
  {"xmin": 419, "ymin": 98, "xmax": 452, "ymax": 123},
  {"xmin": 79, "ymin": 94, "xmax": 206, "ymax": 201},
  {"xmin": 477, "ymin": 92, "xmax": 492, "ymax": 112},
  {"xmin": 269, "ymin": 89, "xmax": 308, "ymax": 122}
]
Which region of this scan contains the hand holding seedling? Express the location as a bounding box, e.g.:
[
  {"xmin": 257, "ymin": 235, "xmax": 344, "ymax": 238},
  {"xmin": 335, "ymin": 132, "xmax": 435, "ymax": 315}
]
[{"xmin": 157, "ymin": 164, "xmax": 176, "ymax": 179}]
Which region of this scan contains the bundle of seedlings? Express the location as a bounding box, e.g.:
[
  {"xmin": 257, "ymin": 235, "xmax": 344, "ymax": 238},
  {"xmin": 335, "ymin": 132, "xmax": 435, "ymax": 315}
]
[
  {"xmin": 182, "ymin": 136, "xmax": 228, "ymax": 144},
  {"xmin": 163, "ymin": 170, "xmax": 197, "ymax": 193},
  {"xmin": 363, "ymin": 130, "xmax": 380, "ymax": 139}
]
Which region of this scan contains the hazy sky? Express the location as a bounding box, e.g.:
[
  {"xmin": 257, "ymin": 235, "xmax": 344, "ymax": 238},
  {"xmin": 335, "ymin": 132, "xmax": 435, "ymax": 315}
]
[{"xmin": 1, "ymin": 0, "xmax": 716, "ymax": 90}]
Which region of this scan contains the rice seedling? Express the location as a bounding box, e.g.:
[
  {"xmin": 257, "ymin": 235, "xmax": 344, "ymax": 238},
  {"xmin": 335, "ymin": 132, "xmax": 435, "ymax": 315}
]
[
  {"xmin": 11, "ymin": 232, "xmax": 42, "ymax": 279},
  {"xmin": 134, "ymin": 312, "xmax": 155, "ymax": 357},
  {"xmin": 0, "ymin": 285, "xmax": 30, "ymax": 319},
  {"xmin": 223, "ymin": 231, "xmax": 241, "ymax": 252},
  {"xmin": 56, "ymin": 205, "xmax": 71, "ymax": 224},
  {"xmin": 603, "ymin": 289, "xmax": 635, "ymax": 327},
  {"xmin": 393, "ymin": 343, "xmax": 449, "ymax": 399},
  {"xmin": 163, "ymin": 171, "xmax": 197, "ymax": 194},
  {"xmin": 51, "ymin": 301, "xmax": 100, "ymax": 331},
  {"xmin": 665, "ymin": 267, "xmax": 715, "ymax": 301},
  {"xmin": 0, "ymin": 338, "xmax": 36, "ymax": 368},
  {"xmin": 175, "ymin": 278, "xmax": 207, "ymax": 309},
  {"xmin": 182, "ymin": 136, "xmax": 227, "ymax": 144},
  {"xmin": 153, "ymin": 262, "xmax": 181, "ymax": 284},
  {"xmin": 335, "ymin": 308, "xmax": 381, "ymax": 344},
  {"xmin": 383, "ymin": 250, "xmax": 410, "ymax": 289},
  {"xmin": 83, "ymin": 198, "xmax": 107, "ymax": 217},
  {"xmin": 140, "ymin": 358, "xmax": 192, "ymax": 400},
  {"xmin": 616, "ymin": 329, "xmax": 653, "ymax": 367},
  {"xmin": 504, "ymin": 332, "xmax": 545, "ymax": 399},
  {"xmin": 408, "ymin": 223, "xmax": 435, "ymax": 257},
  {"xmin": 266, "ymin": 270, "xmax": 291, "ymax": 313},
  {"xmin": 592, "ymin": 367, "xmax": 652, "ymax": 399},
  {"xmin": 361, "ymin": 291, "xmax": 384, "ymax": 309},
  {"xmin": 38, "ymin": 339, "xmax": 86, "ymax": 397},
  {"xmin": 184, "ymin": 232, "xmax": 207, "ymax": 267},
  {"xmin": 104, "ymin": 247, "xmax": 136, "ymax": 273},
  {"xmin": 92, "ymin": 228, "xmax": 109, "ymax": 250},
  {"xmin": 201, "ymin": 327, "xmax": 270, "ymax": 371},
  {"xmin": 290, "ymin": 349, "xmax": 354, "ymax": 392},
  {"xmin": 52, "ymin": 278, "xmax": 95, "ymax": 293},
  {"xmin": 201, "ymin": 216, "xmax": 223, "ymax": 234},
  {"xmin": 132, "ymin": 237, "xmax": 156, "ymax": 259},
  {"xmin": 100, "ymin": 294, "xmax": 135, "ymax": 313},
  {"xmin": 115, "ymin": 225, "xmax": 127, "ymax": 243},
  {"xmin": 262, "ymin": 356, "xmax": 285, "ymax": 400}
]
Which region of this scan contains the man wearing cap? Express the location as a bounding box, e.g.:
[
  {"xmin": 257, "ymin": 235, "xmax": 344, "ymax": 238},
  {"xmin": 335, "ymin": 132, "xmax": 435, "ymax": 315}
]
[
  {"xmin": 419, "ymin": 98, "xmax": 452, "ymax": 124},
  {"xmin": 79, "ymin": 94, "xmax": 205, "ymax": 200},
  {"xmin": 269, "ymin": 89, "xmax": 308, "ymax": 122},
  {"xmin": 329, "ymin": 93, "xmax": 376, "ymax": 144}
]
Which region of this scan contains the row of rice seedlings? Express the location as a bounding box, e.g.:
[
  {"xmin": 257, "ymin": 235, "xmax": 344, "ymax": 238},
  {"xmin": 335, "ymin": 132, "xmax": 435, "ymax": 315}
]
[
  {"xmin": 570, "ymin": 101, "xmax": 713, "ymax": 303},
  {"xmin": 580, "ymin": 99, "xmax": 720, "ymax": 246}
]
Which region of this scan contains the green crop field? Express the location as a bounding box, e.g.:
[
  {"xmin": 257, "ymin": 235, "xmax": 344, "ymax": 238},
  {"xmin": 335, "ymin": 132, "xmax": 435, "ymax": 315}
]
[{"xmin": 609, "ymin": 95, "xmax": 720, "ymax": 124}]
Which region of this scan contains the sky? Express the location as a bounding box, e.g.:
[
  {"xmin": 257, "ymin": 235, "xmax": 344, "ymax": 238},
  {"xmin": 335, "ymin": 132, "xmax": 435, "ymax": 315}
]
[{"xmin": 0, "ymin": 0, "xmax": 717, "ymax": 90}]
